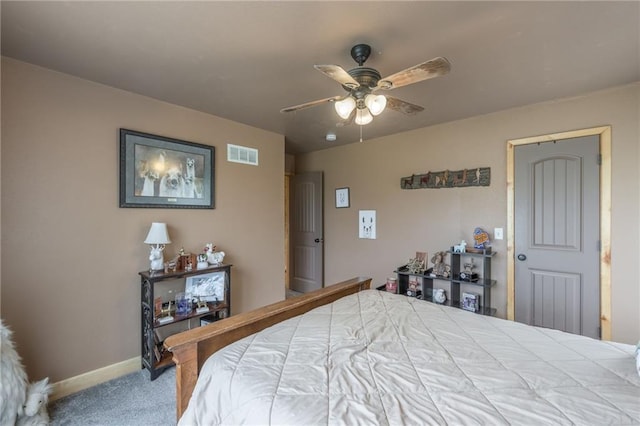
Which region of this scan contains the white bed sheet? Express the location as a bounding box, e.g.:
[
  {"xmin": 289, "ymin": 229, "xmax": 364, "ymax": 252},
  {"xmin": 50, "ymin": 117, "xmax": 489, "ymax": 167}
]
[{"xmin": 179, "ymin": 289, "xmax": 640, "ymax": 425}]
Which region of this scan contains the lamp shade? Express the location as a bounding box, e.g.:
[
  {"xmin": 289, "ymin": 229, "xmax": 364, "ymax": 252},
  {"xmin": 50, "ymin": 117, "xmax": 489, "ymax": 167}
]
[
  {"xmin": 144, "ymin": 222, "xmax": 171, "ymax": 245},
  {"xmin": 334, "ymin": 97, "xmax": 356, "ymax": 119},
  {"xmin": 355, "ymin": 108, "xmax": 373, "ymax": 125},
  {"xmin": 364, "ymin": 94, "xmax": 387, "ymax": 116}
]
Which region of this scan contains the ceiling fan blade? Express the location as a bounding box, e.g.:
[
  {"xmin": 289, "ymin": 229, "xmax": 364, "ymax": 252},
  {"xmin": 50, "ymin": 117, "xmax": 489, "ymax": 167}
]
[
  {"xmin": 280, "ymin": 95, "xmax": 342, "ymax": 113},
  {"xmin": 385, "ymin": 96, "xmax": 424, "ymax": 115},
  {"xmin": 314, "ymin": 65, "xmax": 360, "ymax": 89},
  {"xmin": 377, "ymin": 57, "xmax": 451, "ymax": 90}
]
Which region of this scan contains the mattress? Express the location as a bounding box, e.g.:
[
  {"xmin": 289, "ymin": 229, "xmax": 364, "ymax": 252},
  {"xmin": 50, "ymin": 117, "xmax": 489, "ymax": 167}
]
[{"xmin": 179, "ymin": 289, "xmax": 640, "ymax": 425}]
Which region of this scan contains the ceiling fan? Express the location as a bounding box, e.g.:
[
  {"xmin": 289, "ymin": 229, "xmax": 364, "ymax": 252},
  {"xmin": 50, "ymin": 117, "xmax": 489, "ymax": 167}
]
[{"xmin": 280, "ymin": 44, "xmax": 451, "ymax": 125}]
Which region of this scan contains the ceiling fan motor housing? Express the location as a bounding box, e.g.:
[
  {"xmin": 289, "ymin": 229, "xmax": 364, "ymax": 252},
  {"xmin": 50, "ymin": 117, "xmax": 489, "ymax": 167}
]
[{"xmin": 345, "ymin": 67, "xmax": 381, "ymax": 91}]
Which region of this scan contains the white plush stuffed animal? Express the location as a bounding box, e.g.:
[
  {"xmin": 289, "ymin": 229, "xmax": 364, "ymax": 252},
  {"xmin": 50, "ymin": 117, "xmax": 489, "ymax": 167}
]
[
  {"xmin": 16, "ymin": 378, "xmax": 51, "ymax": 426},
  {"xmin": 0, "ymin": 319, "xmax": 28, "ymax": 426}
]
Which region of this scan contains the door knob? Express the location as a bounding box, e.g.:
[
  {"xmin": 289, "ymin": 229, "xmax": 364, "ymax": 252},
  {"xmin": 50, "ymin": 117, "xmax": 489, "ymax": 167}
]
[
  {"xmin": 517, "ymin": 253, "xmax": 527, "ymax": 261},
  {"xmin": 314, "ymin": 238, "xmax": 323, "ymax": 243}
]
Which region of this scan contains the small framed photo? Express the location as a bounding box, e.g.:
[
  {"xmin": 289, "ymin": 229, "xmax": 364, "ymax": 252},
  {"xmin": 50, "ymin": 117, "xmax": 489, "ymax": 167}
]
[
  {"xmin": 185, "ymin": 271, "xmax": 226, "ymax": 303},
  {"xmin": 335, "ymin": 187, "xmax": 350, "ymax": 208},
  {"xmin": 462, "ymin": 292, "xmax": 481, "ymax": 312}
]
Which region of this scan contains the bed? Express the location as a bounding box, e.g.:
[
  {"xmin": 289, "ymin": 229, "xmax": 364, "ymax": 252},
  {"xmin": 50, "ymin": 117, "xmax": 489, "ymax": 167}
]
[{"xmin": 165, "ymin": 277, "xmax": 640, "ymax": 425}]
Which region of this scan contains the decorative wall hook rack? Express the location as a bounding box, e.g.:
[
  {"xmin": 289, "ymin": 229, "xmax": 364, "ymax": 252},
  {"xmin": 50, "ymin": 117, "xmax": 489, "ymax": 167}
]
[{"xmin": 401, "ymin": 167, "xmax": 490, "ymax": 189}]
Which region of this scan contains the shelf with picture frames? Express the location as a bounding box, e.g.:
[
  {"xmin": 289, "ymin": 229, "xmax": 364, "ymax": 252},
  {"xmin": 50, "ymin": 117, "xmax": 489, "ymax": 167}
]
[
  {"xmin": 139, "ymin": 263, "xmax": 232, "ymax": 380},
  {"xmin": 387, "ymin": 248, "xmax": 496, "ymax": 316},
  {"xmin": 153, "ymin": 301, "xmax": 229, "ymax": 328}
]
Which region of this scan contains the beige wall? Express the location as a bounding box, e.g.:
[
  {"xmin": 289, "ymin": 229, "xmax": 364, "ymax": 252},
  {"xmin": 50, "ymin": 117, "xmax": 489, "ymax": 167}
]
[
  {"xmin": 1, "ymin": 58, "xmax": 285, "ymax": 382},
  {"xmin": 297, "ymin": 83, "xmax": 639, "ymax": 345}
]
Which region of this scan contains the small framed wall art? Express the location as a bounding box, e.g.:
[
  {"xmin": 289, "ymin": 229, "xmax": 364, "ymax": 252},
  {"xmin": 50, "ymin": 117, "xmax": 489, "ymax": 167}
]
[
  {"xmin": 335, "ymin": 187, "xmax": 350, "ymax": 208},
  {"xmin": 359, "ymin": 210, "xmax": 376, "ymax": 239}
]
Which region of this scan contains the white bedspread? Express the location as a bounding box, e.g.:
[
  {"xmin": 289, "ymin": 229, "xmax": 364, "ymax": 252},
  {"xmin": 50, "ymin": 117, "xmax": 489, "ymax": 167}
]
[{"xmin": 179, "ymin": 290, "xmax": 640, "ymax": 425}]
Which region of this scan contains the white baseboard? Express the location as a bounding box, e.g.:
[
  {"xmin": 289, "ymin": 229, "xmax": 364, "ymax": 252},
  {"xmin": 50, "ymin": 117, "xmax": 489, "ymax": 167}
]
[{"xmin": 50, "ymin": 356, "xmax": 141, "ymax": 401}]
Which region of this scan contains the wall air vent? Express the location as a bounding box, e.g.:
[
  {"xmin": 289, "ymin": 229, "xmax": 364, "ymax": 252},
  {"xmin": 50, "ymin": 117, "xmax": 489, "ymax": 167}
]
[{"xmin": 227, "ymin": 144, "xmax": 259, "ymax": 166}]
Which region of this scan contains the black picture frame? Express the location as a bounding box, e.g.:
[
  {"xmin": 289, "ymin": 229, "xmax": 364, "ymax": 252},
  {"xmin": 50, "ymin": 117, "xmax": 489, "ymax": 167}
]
[{"xmin": 119, "ymin": 129, "xmax": 215, "ymax": 209}]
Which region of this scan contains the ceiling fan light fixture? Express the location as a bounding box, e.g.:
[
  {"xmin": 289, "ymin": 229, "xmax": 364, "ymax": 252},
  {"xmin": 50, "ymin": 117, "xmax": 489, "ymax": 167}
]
[
  {"xmin": 355, "ymin": 107, "xmax": 373, "ymax": 126},
  {"xmin": 334, "ymin": 97, "xmax": 356, "ymax": 119},
  {"xmin": 364, "ymin": 94, "xmax": 387, "ymax": 116}
]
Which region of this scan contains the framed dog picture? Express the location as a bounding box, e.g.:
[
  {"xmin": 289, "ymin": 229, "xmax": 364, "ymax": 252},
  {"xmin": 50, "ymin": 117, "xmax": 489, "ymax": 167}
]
[{"xmin": 119, "ymin": 129, "xmax": 215, "ymax": 208}]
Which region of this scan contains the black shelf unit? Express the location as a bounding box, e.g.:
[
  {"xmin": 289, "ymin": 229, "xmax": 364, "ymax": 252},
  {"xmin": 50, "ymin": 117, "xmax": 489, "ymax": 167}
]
[
  {"xmin": 139, "ymin": 263, "xmax": 232, "ymax": 380},
  {"xmin": 389, "ymin": 248, "xmax": 496, "ymax": 315}
]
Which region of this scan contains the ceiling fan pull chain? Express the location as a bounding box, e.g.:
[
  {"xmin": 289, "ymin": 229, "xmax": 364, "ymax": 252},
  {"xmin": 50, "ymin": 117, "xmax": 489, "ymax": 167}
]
[{"xmin": 359, "ymin": 125, "xmax": 363, "ymax": 143}]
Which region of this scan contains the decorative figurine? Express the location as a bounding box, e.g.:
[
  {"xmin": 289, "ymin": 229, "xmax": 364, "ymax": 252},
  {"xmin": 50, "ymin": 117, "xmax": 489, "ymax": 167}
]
[
  {"xmin": 460, "ymin": 258, "xmax": 479, "ymax": 282},
  {"xmin": 453, "ymin": 240, "xmax": 467, "ymax": 253},
  {"xmin": 197, "ymin": 253, "xmax": 209, "ymax": 269},
  {"xmin": 433, "ymin": 288, "xmax": 447, "ymax": 304},
  {"xmin": 407, "ymin": 277, "xmax": 420, "ymax": 297},
  {"xmin": 209, "ymin": 250, "xmax": 225, "ymax": 265},
  {"xmin": 168, "ymin": 258, "xmax": 178, "ymax": 272},
  {"xmin": 473, "ymin": 227, "xmax": 491, "ymax": 249},
  {"xmin": 194, "ymin": 296, "xmax": 209, "ymax": 314},
  {"xmin": 205, "ymin": 243, "xmax": 215, "ymax": 263},
  {"xmin": 407, "ymin": 257, "xmax": 426, "ymax": 274},
  {"xmin": 148, "ymin": 247, "xmax": 164, "ymax": 272},
  {"xmin": 157, "ymin": 300, "xmax": 174, "ymax": 324},
  {"xmin": 430, "ymin": 251, "xmax": 451, "ymax": 278}
]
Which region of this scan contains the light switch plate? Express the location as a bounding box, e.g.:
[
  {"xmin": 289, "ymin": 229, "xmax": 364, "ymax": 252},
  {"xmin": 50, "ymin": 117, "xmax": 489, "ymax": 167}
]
[{"xmin": 494, "ymin": 227, "xmax": 503, "ymax": 240}]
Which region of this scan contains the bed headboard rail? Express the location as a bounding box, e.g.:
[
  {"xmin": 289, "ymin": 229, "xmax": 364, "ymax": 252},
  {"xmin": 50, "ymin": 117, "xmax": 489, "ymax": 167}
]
[{"xmin": 164, "ymin": 276, "xmax": 372, "ymax": 420}]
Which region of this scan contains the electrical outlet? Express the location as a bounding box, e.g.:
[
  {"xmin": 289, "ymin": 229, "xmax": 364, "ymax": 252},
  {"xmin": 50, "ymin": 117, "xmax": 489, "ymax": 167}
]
[{"xmin": 494, "ymin": 228, "xmax": 503, "ymax": 240}]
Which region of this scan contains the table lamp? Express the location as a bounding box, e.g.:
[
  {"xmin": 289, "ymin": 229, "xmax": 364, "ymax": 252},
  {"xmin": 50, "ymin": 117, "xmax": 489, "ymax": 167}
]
[{"xmin": 144, "ymin": 222, "xmax": 171, "ymax": 271}]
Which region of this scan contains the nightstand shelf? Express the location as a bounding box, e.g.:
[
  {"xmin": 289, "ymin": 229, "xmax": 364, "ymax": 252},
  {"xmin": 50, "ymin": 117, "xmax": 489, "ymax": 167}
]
[
  {"xmin": 139, "ymin": 263, "xmax": 232, "ymax": 380},
  {"xmin": 153, "ymin": 302, "xmax": 229, "ymax": 328}
]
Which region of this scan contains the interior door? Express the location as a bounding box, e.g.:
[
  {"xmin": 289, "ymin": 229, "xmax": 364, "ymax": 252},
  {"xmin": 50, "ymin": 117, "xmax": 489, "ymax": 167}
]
[
  {"xmin": 291, "ymin": 171, "xmax": 324, "ymax": 293},
  {"xmin": 514, "ymin": 135, "xmax": 600, "ymax": 338}
]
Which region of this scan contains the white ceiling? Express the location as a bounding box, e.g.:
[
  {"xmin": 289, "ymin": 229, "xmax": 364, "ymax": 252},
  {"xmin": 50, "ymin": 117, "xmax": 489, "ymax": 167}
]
[{"xmin": 2, "ymin": 1, "xmax": 638, "ymax": 154}]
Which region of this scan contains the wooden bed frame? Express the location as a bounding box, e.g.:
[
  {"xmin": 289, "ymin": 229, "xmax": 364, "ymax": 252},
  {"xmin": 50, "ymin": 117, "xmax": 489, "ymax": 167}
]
[{"xmin": 164, "ymin": 276, "xmax": 372, "ymax": 420}]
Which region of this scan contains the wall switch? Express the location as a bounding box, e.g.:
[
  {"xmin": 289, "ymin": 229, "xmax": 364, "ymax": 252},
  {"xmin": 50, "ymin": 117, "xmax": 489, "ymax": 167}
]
[{"xmin": 494, "ymin": 227, "xmax": 503, "ymax": 240}]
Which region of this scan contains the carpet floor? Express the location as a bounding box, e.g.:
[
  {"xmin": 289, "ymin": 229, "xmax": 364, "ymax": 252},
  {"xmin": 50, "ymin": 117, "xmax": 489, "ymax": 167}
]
[
  {"xmin": 49, "ymin": 367, "xmax": 175, "ymax": 425},
  {"xmin": 50, "ymin": 290, "xmax": 301, "ymax": 425}
]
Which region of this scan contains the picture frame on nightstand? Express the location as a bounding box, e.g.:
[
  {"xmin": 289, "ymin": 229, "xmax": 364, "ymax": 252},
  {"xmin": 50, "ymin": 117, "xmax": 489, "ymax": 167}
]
[{"xmin": 185, "ymin": 271, "xmax": 226, "ymax": 303}]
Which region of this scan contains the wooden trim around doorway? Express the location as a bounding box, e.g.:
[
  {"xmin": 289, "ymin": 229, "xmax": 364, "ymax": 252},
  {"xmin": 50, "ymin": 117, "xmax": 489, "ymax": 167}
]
[
  {"xmin": 506, "ymin": 126, "xmax": 611, "ymax": 340},
  {"xmin": 284, "ymin": 173, "xmax": 291, "ymax": 289}
]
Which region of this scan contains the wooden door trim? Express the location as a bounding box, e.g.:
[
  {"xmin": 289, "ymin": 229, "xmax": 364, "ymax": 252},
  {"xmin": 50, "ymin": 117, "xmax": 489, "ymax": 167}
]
[
  {"xmin": 506, "ymin": 126, "xmax": 611, "ymax": 340},
  {"xmin": 284, "ymin": 173, "xmax": 291, "ymax": 290}
]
